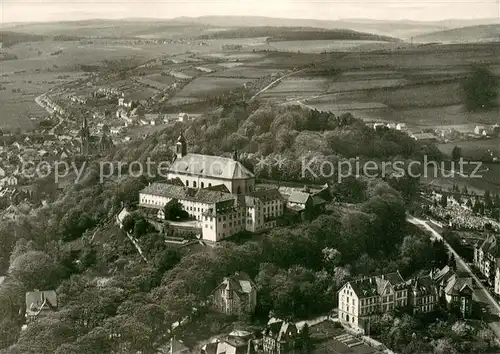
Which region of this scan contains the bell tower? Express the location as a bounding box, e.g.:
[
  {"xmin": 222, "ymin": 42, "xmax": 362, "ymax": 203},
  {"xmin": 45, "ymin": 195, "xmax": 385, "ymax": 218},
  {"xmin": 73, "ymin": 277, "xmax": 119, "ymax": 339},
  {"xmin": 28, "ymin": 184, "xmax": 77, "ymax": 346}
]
[
  {"xmin": 176, "ymin": 132, "xmax": 187, "ymax": 159},
  {"xmin": 80, "ymin": 116, "xmax": 90, "ymax": 155}
]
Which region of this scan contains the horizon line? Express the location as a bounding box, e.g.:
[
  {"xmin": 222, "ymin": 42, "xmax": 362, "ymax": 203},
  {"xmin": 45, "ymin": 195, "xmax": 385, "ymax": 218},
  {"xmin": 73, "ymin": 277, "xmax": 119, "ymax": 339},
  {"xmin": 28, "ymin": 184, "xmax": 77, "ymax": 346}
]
[{"xmin": 2, "ymin": 14, "xmax": 500, "ymax": 26}]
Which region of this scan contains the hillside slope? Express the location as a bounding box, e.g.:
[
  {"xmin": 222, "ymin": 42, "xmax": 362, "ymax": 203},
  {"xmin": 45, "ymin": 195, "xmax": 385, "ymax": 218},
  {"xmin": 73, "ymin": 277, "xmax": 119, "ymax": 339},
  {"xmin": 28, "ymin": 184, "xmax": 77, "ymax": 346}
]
[
  {"xmin": 414, "ymin": 24, "xmax": 500, "ymax": 43},
  {"xmin": 198, "ymin": 26, "xmax": 399, "ymax": 42},
  {"xmin": 0, "ymin": 31, "xmax": 46, "ymax": 47}
]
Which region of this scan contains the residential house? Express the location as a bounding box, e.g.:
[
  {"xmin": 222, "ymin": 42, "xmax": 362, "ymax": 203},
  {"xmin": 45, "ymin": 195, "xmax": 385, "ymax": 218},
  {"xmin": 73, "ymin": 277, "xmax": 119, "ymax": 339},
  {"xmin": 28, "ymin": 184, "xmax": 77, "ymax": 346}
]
[
  {"xmin": 286, "ymin": 190, "xmax": 326, "ymax": 220},
  {"xmin": 262, "ymin": 318, "xmax": 300, "ymax": 354},
  {"xmin": 201, "ymin": 331, "xmax": 256, "ymax": 354},
  {"xmin": 25, "ymin": 290, "xmax": 57, "ymax": 325},
  {"xmin": 338, "ymin": 272, "xmax": 408, "ymax": 332},
  {"xmin": 474, "ymin": 125, "xmax": 487, "ymax": 136},
  {"xmin": 473, "ymin": 235, "xmax": 499, "ymax": 285},
  {"xmin": 244, "ymin": 189, "xmax": 284, "ymax": 232},
  {"xmin": 430, "ymin": 266, "xmax": 474, "ymax": 318},
  {"xmin": 396, "ymin": 123, "xmax": 407, "ymax": 132},
  {"xmin": 411, "ymin": 132, "xmax": 438, "ymax": 143},
  {"xmin": 443, "ymin": 275, "xmax": 473, "ymax": 318},
  {"xmin": 373, "ymin": 123, "xmax": 386, "ymax": 130},
  {"xmin": 407, "ymin": 275, "xmax": 439, "ymax": 315},
  {"xmin": 116, "ymin": 207, "xmax": 130, "ymax": 229},
  {"xmin": 0, "ymin": 175, "xmax": 18, "ymax": 187},
  {"xmin": 169, "ymin": 337, "xmax": 191, "ymax": 354},
  {"xmin": 211, "ymin": 272, "xmax": 257, "ymax": 317}
]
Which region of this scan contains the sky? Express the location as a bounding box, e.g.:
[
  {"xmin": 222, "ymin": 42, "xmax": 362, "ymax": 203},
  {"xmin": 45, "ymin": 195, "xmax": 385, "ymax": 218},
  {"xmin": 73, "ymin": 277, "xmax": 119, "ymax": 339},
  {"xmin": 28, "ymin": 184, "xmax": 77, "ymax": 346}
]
[{"xmin": 1, "ymin": 0, "xmax": 499, "ymax": 23}]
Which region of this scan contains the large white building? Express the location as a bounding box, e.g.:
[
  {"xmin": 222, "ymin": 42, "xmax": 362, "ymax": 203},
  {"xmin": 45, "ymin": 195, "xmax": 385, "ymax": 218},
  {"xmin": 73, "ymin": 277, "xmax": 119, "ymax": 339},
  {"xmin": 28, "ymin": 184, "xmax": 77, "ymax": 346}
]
[
  {"xmin": 167, "ymin": 134, "xmax": 256, "ymax": 195},
  {"xmin": 338, "ymin": 272, "xmax": 408, "ymax": 332},
  {"xmin": 139, "ymin": 135, "xmax": 284, "ymax": 242}
]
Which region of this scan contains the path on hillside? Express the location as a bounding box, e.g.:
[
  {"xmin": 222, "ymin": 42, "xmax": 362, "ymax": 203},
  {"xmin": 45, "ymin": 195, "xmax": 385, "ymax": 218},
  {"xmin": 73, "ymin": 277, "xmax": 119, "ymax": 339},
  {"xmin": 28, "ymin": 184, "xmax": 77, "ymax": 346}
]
[
  {"xmin": 408, "ymin": 215, "xmax": 500, "ymax": 339},
  {"xmin": 249, "ymin": 67, "xmax": 308, "ymax": 102}
]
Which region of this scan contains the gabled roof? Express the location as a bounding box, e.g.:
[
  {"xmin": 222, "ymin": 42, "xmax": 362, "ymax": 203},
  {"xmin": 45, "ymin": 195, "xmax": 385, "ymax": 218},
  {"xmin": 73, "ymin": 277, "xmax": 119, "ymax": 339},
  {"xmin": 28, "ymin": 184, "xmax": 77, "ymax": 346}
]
[
  {"xmin": 25, "ymin": 290, "xmax": 57, "ymax": 317},
  {"xmin": 215, "ymin": 272, "xmax": 256, "ymax": 295},
  {"xmin": 382, "ymin": 271, "xmax": 406, "ymax": 290},
  {"xmin": 287, "ymin": 191, "xmax": 311, "ymax": 205},
  {"xmin": 479, "ymin": 236, "xmax": 500, "ymax": 257},
  {"xmin": 444, "ymin": 275, "xmax": 473, "ymax": 296},
  {"xmin": 140, "ymin": 183, "xmax": 236, "ymax": 205},
  {"xmin": 410, "ymin": 275, "xmax": 436, "ymax": 295},
  {"xmin": 170, "ymin": 337, "xmax": 191, "ymax": 354},
  {"xmin": 347, "ymin": 277, "xmax": 379, "ymax": 298},
  {"xmin": 169, "ymin": 153, "xmax": 254, "ymax": 180},
  {"xmin": 263, "ymin": 318, "xmax": 298, "ymax": 341},
  {"xmin": 204, "ymin": 184, "xmax": 230, "ymax": 193},
  {"xmin": 245, "ymin": 188, "xmax": 284, "ymax": 206},
  {"xmin": 431, "ymin": 265, "xmax": 455, "ymax": 284}
]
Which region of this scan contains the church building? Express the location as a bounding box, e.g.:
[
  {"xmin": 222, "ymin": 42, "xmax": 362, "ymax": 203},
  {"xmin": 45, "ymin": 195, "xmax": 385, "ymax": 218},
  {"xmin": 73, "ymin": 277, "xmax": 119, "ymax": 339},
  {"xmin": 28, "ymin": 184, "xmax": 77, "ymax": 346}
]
[
  {"xmin": 80, "ymin": 117, "xmax": 115, "ymax": 155},
  {"xmin": 167, "ymin": 133, "xmax": 255, "ymax": 195}
]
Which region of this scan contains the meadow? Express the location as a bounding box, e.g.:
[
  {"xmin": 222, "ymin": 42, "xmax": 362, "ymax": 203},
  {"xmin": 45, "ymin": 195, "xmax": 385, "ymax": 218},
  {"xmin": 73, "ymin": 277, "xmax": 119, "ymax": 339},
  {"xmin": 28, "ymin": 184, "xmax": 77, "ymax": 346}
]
[
  {"xmin": 170, "ymin": 76, "xmax": 248, "ymax": 99},
  {"xmin": 267, "ymin": 40, "xmax": 391, "ymax": 53}
]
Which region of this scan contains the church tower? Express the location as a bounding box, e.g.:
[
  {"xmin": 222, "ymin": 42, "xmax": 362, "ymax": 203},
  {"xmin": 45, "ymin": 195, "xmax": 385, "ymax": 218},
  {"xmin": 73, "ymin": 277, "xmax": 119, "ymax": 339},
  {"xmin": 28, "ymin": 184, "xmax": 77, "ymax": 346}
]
[
  {"xmin": 80, "ymin": 116, "xmax": 90, "ymax": 155},
  {"xmin": 176, "ymin": 132, "xmax": 187, "ymax": 159}
]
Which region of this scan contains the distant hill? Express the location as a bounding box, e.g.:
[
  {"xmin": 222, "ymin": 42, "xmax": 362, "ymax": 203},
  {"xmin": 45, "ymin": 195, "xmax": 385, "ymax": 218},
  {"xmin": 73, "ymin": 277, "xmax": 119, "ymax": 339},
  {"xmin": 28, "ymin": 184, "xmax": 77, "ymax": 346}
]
[
  {"xmin": 198, "ymin": 26, "xmax": 399, "ymax": 42},
  {"xmin": 3, "ymin": 16, "xmax": 499, "ymax": 41},
  {"xmin": 414, "ymin": 24, "xmax": 500, "ymax": 43},
  {"xmin": 0, "ymin": 31, "xmax": 45, "ymax": 47},
  {"xmin": 4, "ymin": 19, "xmax": 209, "ymax": 39}
]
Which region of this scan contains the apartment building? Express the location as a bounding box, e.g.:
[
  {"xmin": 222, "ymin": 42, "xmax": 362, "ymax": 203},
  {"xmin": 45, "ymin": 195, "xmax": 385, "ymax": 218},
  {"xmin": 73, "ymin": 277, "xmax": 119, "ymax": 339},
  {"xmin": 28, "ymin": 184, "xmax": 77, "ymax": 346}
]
[{"xmin": 338, "ymin": 272, "xmax": 407, "ymax": 331}]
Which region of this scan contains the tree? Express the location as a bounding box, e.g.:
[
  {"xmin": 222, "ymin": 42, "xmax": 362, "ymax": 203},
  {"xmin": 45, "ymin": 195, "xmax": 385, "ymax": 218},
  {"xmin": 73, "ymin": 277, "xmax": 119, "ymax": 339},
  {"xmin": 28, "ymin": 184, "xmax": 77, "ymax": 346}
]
[
  {"xmin": 448, "ymin": 254, "xmax": 457, "ymax": 270},
  {"xmin": 451, "ymin": 146, "xmax": 461, "ymax": 161},
  {"xmin": 461, "ymin": 66, "xmax": 498, "ymax": 111},
  {"xmin": 322, "ymin": 248, "xmax": 341, "ymax": 271},
  {"xmin": 431, "ymin": 240, "xmax": 449, "ymax": 269},
  {"xmin": 133, "ymin": 218, "xmax": 148, "ymax": 238},
  {"xmin": 121, "ymin": 214, "xmax": 136, "ymax": 234},
  {"xmin": 163, "ymin": 199, "xmax": 188, "ymax": 221},
  {"xmin": 298, "ymin": 323, "xmax": 313, "ymax": 353},
  {"xmin": 9, "ymin": 251, "xmax": 61, "ymax": 289},
  {"xmin": 434, "ymin": 338, "xmax": 457, "ymax": 354},
  {"xmin": 440, "ymin": 194, "xmax": 448, "ymax": 208}
]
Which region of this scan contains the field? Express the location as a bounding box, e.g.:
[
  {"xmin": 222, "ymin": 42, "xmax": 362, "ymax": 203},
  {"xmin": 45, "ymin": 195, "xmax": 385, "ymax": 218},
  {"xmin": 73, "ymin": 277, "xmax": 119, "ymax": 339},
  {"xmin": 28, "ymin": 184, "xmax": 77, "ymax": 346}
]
[
  {"xmin": 170, "ymin": 76, "xmax": 248, "ymax": 100},
  {"xmin": 438, "ymin": 138, "xmax": 500, "ymax": 158},
  {"xmin": 267, "ymin": 40, "xmax": 391, "ymax": 53},
  {"xmin": 209, "ymin": 67, "xmax": 281, "ymax": 78}
]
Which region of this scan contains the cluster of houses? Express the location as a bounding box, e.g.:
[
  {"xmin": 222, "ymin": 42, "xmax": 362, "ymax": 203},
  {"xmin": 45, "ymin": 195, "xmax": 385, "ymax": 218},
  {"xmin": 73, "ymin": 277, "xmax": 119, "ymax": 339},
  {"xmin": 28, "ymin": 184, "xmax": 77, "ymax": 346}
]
[
  {"xmin": 37, "ymin": 95, "xmax": 65, "ymax": 116},
  {"xmin": 137, "ymin": 134, "xmax": 328, "ymax": 242},
  {"xmin": 474, "ymin": 235, "xmax": 500, "ymax": 298},
  {"xmin": 338, "ymin": 267, "xmax": 474, "ymax": 333}
]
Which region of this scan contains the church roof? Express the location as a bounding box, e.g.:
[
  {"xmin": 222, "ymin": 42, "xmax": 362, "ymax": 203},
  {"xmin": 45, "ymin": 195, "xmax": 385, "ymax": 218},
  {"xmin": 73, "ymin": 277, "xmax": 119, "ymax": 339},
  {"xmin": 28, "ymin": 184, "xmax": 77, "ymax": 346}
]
[
  {"xmin": 140, "ymin": 183, "xmax": 236, "ymax": 205},
  {"xmin": 169, "ymin": 154, "xmax": 254, "ymax": 180}
]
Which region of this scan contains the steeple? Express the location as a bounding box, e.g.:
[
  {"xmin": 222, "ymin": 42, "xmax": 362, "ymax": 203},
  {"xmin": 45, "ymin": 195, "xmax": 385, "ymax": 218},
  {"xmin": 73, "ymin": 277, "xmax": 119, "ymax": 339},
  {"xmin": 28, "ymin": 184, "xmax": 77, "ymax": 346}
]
[
  {"xmin": 80, "ymin": 116, "xmax": 90, "ymax": 155},
  {"xmin": 176, "ymin": 132, "xmax": 187, "ymax": 159}
]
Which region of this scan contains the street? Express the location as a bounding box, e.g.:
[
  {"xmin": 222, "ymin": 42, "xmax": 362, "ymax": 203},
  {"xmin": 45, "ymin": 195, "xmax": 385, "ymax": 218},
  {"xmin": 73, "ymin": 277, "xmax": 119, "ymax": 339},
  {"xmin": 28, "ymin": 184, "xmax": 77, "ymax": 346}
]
[{"xmin": 408, "ymin": 215, "xmax": 500, "ymax": 338}]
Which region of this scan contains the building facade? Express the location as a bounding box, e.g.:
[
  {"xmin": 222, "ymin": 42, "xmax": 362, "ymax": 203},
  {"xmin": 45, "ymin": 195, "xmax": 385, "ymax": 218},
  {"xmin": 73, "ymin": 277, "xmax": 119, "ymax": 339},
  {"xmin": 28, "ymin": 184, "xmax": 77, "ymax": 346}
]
[
  {"xmin": 262, "ymin": 318, "xmax": 300, "ymax": 354},
  {"xmin": 474, "ymin": 236, "xmax": 499, "ymax": 286},
  {"xmin": 139, "ymin": 184, "xmax": 284, "ymax": 242},
  {"xmin": 167, "ymin": 134, "xmax": 255, "ymax": 195},
  {"xmin": 211, "ymin": 272, "xmax": 257, "ymax": 317},
  {"xmin": 338, "ymin": 272, "xmax": 408, "ymax": 331}
]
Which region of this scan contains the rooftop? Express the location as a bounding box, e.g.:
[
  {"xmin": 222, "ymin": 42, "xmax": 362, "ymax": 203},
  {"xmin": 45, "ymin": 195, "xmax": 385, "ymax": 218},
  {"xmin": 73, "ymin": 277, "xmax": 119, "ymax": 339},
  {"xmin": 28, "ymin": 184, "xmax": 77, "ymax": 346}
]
[
  {"xmin": 140, "ymin": 183, "xmax": 236, "ymax": 205},
  {"xmin": 169, "ymin": 153, "xmax": 254, "ymax": 180}
]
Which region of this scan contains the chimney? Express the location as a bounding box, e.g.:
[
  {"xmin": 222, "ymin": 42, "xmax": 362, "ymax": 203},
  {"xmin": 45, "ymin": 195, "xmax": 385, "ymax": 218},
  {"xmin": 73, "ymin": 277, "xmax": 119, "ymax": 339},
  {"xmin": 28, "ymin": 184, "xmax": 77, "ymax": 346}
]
[{"xmin": 233, "ymin": 150, "xmax": 238, "ymax": 161}]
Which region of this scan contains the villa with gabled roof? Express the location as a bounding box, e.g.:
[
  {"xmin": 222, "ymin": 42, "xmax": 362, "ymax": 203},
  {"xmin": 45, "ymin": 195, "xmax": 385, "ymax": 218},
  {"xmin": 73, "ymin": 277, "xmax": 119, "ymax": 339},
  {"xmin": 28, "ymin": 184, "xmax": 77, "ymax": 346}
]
[{"xmin": 211, "ymin": 271, "xmax": 257, "ymax": 317}]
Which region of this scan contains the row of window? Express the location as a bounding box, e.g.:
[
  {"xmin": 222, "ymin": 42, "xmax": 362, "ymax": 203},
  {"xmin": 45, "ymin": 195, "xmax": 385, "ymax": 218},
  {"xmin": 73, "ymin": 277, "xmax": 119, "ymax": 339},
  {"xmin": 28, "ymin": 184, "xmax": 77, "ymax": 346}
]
[{"xmin": 184, "ymin": 180, "xmax": 211, "ymax": 188}]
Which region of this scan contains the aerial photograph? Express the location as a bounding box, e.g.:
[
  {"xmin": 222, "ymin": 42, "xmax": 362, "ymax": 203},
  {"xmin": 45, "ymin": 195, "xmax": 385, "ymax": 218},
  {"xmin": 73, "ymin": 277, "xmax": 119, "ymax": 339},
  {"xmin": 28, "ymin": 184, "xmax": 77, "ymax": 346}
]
[{"xmin": 0, "ymin": 0, "xmax": 500, "ymax": 353}]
